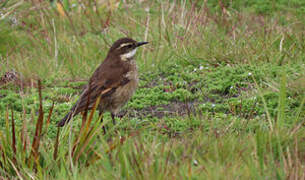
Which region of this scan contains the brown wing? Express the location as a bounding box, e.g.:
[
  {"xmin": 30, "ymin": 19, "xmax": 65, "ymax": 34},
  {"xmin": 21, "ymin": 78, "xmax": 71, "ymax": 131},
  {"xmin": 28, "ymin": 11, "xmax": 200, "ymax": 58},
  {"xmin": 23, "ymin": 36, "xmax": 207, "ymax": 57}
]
[
  {"xmin": 57, "ymin": 56, "xmax": 131, "ymax": 127},
  {"xmin": 71, "ymin": 57, "xmax": 130, "ymax": 114}
]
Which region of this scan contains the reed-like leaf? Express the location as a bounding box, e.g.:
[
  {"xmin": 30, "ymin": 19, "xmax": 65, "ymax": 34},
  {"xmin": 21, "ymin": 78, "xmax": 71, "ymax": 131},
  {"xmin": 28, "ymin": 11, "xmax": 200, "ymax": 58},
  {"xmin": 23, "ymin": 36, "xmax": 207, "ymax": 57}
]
[
  {"xmin": 29, "ymin": 80, "xmax": 44, "ymax": 164},
  {"xmin": 73, "ymin": 96, "xmax": 101, "ymax": 161},
  {"xmin": 45, "ymin": 101, "xmax": 55, "ymax": 134},
  {"xmin": 53, "ymin": 128, "xmax": 60, "ymax": 160}
]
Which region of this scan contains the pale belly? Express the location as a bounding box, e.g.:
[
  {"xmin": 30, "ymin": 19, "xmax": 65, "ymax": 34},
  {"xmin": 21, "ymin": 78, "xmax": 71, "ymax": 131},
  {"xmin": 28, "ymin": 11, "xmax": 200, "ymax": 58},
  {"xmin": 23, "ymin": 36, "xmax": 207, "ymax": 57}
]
[{"xmin": 105, "ymin": 70, "xmax": 138, "ymax": 115}]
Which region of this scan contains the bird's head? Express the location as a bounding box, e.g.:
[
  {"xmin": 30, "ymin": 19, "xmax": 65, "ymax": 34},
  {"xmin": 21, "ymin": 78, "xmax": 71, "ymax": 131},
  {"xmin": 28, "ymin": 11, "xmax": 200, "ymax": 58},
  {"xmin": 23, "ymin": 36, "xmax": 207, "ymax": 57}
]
[{"xmin": 108, "ymin": 38, "xmax": 148, "ymax": 60}]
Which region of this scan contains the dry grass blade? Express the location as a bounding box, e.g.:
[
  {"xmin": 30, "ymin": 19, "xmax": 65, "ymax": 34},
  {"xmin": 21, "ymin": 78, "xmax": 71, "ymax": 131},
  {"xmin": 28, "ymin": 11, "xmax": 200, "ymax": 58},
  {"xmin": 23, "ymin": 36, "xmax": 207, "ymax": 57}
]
[
  {"xmin": 0, "ymin": 144, "xmax": 3, "ymax": 169},
  {"xmin": 21, "ymin": 108, "xmax": 27, "ymax": 152},
  {"xmin": 29, "ymin": 80, "xmax": 44, "ymax": 162},
  {"xmin": 11, "ymin": 110, "xmax": 16, "ymax": 155},
  {"xmin": 53, "ymin": 128, "xmax": 60, "ymax": 160},
  {"xmin": 56, "ymin": 1, "xmax": 66, "ymax": 17},
  {"xmin": 74, "ymin": 121, "xmax": 99, "ymax": 162},
  {"xmin": 86, "ymin": 148, "xmax": 103, "ymax": 166},
  {"xmin": 5, "ymin": 106, "xmax": 10, "ymax": 144},
  {"xmin": 72, "ymin": 82, "xmax": 92, "ymax": 156},
  {"xmin": 44, "ymin": 101, "xmax": 55, "ymax": 134},
  {"xmin": 73, "ymin": 96, "xmax": 102, "ymax": 162},
  {"xmin": 82, "ymin": 95, "xmax": 101, "ymax": 139},
  {"xmin": 8, "ymin": 159, "xmax": 24, "ymax": 180},
  {"xmin": 72, "ymin": 83, "xmax": 94, "ymax": 157},
  {"xmin": 10, "ymin": 109, "xmax": 17, "ymax": 167}
]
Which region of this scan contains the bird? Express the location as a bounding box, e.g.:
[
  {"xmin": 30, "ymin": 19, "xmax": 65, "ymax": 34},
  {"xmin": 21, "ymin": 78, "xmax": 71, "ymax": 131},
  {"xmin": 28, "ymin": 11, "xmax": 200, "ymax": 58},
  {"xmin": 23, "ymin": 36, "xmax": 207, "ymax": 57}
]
[{"xmin": 57, "ymin": 37, "xmax": 148, "ymax": 132}]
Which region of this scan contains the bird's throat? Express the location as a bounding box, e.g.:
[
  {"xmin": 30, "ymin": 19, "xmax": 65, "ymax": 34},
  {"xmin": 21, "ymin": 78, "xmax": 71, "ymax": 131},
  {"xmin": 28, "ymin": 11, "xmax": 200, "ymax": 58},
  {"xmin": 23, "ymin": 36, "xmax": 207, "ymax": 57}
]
[{"xmin": 120, "ymin": 49, "xmax": 137, "ymax": 61}]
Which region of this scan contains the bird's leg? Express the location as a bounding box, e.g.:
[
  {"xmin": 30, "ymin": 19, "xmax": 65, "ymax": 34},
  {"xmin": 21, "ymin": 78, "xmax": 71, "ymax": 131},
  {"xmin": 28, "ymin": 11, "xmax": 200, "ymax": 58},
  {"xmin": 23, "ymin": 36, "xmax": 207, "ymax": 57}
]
[
  {"xmin": 111, "ymin": 113, "xmax": 116, "ymax": 125},
  {"xmin": 99, "ymin": 111, "xmax": 103, "ymax": 122},
  {"xmin": 99, "ymin": 111, "xmax": 106, "ymax": 135},
  {"xmin": 117, "ymin": 110, "xmax": 127, "ymax": 119}
]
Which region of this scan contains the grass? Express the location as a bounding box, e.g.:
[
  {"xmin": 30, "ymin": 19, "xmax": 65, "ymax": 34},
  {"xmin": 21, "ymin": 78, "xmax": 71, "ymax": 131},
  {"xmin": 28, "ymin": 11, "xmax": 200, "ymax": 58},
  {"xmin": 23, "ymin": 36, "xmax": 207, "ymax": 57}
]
[{"xmin": 0, "ymin": 0, "xmax": 304, "ymax": 179}]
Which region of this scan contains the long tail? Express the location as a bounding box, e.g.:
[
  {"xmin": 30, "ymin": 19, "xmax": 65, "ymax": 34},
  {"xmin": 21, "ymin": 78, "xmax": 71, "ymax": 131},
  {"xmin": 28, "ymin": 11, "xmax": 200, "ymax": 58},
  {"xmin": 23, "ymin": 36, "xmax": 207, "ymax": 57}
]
[{"xmin": 57, "ymin": 111, "xmax": 73, "ymax": 127}]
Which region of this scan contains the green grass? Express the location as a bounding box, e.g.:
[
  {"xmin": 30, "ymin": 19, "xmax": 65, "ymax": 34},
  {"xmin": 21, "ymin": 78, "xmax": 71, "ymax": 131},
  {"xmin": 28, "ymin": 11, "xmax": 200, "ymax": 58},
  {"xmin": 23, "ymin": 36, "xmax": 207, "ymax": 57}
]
[{"xmin": 0, "ymin": 0, "xmax": 304, "ymax": 179}]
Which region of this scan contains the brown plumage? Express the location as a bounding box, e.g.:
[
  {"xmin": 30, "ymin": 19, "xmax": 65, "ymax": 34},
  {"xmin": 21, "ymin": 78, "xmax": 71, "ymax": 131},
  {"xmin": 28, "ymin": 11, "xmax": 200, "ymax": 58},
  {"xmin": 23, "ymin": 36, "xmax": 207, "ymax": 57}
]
[{"xmin": 57, "ymin": 38, "xmax": 148, "ymax": 129}]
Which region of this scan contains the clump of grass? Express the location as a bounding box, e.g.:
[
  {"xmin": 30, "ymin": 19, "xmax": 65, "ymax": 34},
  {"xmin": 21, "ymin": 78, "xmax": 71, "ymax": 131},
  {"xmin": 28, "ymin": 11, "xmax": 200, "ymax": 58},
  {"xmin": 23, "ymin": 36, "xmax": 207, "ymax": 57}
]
[
  {"xmin": 0, "ymin": 81, "xmax": 130, "ymax": 178},
  {"xmin": 0, "ymin": 80, "xmax": 304, "ymax": 179}
]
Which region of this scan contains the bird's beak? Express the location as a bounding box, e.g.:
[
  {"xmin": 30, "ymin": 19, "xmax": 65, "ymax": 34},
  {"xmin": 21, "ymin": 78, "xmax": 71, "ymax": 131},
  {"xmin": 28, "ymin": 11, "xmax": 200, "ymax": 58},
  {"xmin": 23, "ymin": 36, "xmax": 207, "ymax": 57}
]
[{"xmin": 136, "ymin": 41, "xmax": 149, "ymax": 47}]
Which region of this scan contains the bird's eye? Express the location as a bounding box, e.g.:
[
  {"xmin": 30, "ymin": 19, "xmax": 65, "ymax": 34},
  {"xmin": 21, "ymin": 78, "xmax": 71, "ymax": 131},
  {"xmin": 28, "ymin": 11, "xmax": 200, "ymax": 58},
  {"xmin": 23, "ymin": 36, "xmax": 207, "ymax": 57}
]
[{"xmin": 126, "ymin": 44, "xmax": 133, "ymax": 48}]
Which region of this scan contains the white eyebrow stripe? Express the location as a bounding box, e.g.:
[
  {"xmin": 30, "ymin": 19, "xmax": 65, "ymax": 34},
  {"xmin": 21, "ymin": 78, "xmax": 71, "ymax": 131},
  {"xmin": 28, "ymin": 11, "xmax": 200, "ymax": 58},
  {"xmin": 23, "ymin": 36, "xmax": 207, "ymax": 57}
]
[{"xmin": 119, "ymin": 43, "xmax": 133, "ymax": 48}]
